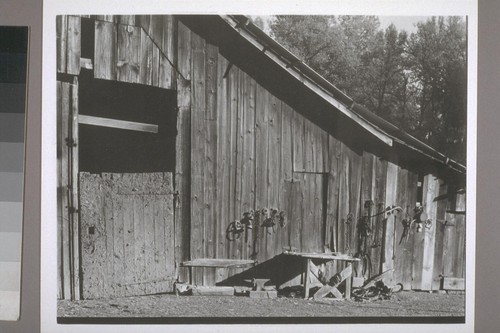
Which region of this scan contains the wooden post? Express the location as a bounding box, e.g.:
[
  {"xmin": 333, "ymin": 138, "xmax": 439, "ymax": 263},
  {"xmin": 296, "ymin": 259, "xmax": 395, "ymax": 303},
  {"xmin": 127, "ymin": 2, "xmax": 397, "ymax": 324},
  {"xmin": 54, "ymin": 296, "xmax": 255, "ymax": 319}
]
[
  {"xmin": 382, "ymin": 160, "xmax": 398, "ymax": 285},
  {"xmin": 304, "ymin": 258, "xmax": 311, "ymax": 298},
  {"xmin": 174, "ymin": 20, "xmax": 192, "ymax": 283},
  {"xmin": 70, "ymin": 77, "xmax": 81, "ymax": 300},
  {"xmin": 59, "ymin": 81, "xmax": 72, "ymax": 299},
  {"xmin": 190, "ymin": 31, "xmax": 206, "ymax": 285},
  {"xmin": 345, "ymin": 263, "xmax": 352, "ymax": 300},
  {"xmin": 421, "ymin": 174, "xmax": 439, "ymax": 290}
]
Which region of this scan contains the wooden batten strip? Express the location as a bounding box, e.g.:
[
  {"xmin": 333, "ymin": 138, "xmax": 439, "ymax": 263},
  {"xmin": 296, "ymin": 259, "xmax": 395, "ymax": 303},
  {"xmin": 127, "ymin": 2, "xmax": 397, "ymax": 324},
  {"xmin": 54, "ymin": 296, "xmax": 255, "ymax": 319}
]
[
  {"xmin": 267, "ymin": 93, "xmax": 281, "ymax": 258},
  {"xmin": 174, "ymin": 21, "xmax": 192, "ymax": 283},
  {"xmin": 70, "ymin": 77, "xmax": 80, "ymax": 300},
  {"xmin": 190, "ymin": 31, "xmax": 207, "ymax": 285},
  {"xmin": 240, "ymin": 73, "xmax": 256, "ymax": 259},
  {"xmin": 382, "ymin": 160, "xmax": 398, "ymax": 285},
  {"xmin": 78, "ymin": 114, "xmax": 158, "ymax": 133},
  {"xmin": 57, "ymin": 81, "xmax": 63, "ymax": 299},
  {"xmin": 254, "ymin": 85, "xmax": 269, "ymax": 262},
  {"xmin": 349, "ymin": 150, "xmax": 362, "ymax": 257},
  {"xmin": 432, "ymin": 180, "xmax": 448, "ymax": 290},
  {"xmin": 393, "ymin": 167, "xmax": 408, "ymax": 285},
  {"xmin": 215, "ymin": 55, "xmax": 229, "ymax": 265},
  {"xmin": 280, "ymin": 102, "xmax": 293, "ymax": 256},
  {"xmin": 233, "ymin": 69, "xmax": 244, "ymax": 261},
  {"xmin": 453, "ymin": 192, "xmax": 466, "ymax": 278},
  {"xmin": 420, "ymin": 174, "xmax": 439, "ymax": 290},
  {"xmin": 203, "ymin": 42, "xmax": 218, "ymax": 286},
  {"xmin": 59, "ymin": 81, "xmax": 71, "ymax": 299},
  {"xmin": 226, "ymin": 65, "xmax": 239, "ymax": 265}
]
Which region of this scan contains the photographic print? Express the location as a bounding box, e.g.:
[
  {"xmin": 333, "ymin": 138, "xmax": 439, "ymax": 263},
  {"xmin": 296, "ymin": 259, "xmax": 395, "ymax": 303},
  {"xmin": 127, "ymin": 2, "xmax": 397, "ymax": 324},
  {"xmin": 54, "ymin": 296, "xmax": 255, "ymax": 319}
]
[
  {"xmin": 42, "ymin": 1, "xmax": 476, "ymax": 332},
  {"xmin": 0, "ymin": 26, "xmax": 28, "ymax": 321}
]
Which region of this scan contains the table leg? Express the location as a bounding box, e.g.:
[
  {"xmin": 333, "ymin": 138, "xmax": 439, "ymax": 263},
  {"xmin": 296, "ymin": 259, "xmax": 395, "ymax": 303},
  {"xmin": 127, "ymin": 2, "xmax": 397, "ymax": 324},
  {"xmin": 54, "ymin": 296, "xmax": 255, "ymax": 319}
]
[
  {"xmin": 345, "ymin": 263, "xmax": 352, "ymax": 300},
  {"xmin": 304, "ymin": 258, "xmax": 311, "ymax": 298}
]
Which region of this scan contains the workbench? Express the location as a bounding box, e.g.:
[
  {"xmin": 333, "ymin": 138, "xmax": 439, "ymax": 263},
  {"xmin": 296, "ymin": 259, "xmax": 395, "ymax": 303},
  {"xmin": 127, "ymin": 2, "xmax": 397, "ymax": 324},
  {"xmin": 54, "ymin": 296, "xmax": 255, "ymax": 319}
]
[
  {"xmin": 180, "ymin": 258, "xmax": 257, "ymax": 285},
  {"xmin": 283, "ymin": 251, "xmax": 360, "ymax": 300}
]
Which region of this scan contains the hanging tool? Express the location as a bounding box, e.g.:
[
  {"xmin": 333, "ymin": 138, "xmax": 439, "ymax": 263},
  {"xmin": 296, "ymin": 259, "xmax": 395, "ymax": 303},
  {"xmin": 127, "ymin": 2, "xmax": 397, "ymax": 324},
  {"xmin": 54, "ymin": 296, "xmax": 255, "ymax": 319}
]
[
  {"xmin": 225, "ymin": 220, "xmax": 245, "ymax": 241},
  {"xmin": 355, "ymin": 201, "xmax": 374, "ymax": 278}
]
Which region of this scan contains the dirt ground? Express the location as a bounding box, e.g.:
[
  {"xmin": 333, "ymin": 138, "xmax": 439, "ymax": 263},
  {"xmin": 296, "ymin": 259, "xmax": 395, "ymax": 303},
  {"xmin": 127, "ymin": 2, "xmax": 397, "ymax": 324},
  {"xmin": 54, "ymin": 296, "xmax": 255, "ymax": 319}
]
[{"xmin": 58, "ymin": 290, "xmax": 465, "ymax": 322}]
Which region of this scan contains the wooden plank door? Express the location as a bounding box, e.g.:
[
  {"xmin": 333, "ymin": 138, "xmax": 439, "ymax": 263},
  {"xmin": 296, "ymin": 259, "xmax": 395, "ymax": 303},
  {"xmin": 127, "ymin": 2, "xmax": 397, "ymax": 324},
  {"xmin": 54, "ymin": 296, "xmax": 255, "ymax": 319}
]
[
  {"xmin": 288, "ymin": 173, "xmax": 325, "ymax": 253},
  {"xmin": 79, "ymin": 172, "xmax": 175, "ymax": 299}
]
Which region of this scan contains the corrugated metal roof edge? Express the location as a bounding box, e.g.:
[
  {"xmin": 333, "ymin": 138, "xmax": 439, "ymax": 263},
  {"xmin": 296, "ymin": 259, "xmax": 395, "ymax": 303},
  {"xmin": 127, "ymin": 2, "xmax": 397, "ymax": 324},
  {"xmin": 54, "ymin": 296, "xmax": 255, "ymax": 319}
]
[{"xmin": 225, "ymin": 15, "xmax": 466, "ymax": 174}]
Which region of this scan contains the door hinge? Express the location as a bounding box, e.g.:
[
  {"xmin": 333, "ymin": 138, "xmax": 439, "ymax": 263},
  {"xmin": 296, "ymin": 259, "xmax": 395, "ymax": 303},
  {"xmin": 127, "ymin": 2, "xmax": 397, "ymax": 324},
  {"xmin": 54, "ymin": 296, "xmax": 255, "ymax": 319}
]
[{"xmin": 65, "ymin": 138, "xmax": 77, "ymax": 147}]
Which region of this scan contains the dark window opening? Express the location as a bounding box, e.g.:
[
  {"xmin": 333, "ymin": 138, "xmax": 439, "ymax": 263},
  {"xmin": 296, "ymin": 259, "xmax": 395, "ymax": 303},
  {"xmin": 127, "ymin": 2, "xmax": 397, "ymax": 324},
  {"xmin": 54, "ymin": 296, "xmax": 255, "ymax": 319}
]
[
  {"xmin": 78, "ymin": 71, "xmax": 177, "ymax": 173},
  {"xmin": 80, "ymin": 18, "xmax": 95, "ymax": 60}
]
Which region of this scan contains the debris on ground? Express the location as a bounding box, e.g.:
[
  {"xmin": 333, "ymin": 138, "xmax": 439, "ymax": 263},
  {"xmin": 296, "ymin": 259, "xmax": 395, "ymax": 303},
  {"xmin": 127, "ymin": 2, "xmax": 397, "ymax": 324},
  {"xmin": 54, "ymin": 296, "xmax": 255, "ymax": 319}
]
[{"xmin": 352, "ymin": 281, "xmax": 403, "ymax": 302}]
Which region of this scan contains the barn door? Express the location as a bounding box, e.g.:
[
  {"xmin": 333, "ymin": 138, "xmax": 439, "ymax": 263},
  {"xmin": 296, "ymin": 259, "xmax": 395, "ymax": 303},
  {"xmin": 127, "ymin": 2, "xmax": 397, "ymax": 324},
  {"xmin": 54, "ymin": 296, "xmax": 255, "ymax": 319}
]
[{"xmin": 79, "ymin": 172, "xmax": 175, "ymax": 299}]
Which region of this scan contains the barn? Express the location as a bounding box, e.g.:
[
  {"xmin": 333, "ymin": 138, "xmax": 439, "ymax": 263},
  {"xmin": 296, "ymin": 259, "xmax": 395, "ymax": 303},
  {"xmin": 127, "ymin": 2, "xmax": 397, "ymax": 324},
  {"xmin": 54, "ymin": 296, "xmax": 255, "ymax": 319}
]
[{"xmin": 56, "ymin": 14, "xmax": 466, "ymax": 301}]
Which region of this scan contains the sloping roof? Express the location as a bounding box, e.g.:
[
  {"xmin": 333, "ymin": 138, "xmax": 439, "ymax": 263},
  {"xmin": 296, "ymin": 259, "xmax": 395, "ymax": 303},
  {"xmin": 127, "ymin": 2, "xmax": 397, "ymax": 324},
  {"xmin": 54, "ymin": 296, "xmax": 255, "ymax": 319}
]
[{"xmin": 219, "ymin": 15, "xmax": 466, "ymax": 174}]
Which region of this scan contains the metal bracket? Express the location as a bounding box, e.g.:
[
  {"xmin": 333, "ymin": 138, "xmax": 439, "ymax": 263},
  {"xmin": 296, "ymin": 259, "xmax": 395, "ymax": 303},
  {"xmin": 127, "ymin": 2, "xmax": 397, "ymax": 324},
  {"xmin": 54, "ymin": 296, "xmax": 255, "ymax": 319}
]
[{"xmin": 65, "ymin": 138, "xmax": 77, "ymax": 147}]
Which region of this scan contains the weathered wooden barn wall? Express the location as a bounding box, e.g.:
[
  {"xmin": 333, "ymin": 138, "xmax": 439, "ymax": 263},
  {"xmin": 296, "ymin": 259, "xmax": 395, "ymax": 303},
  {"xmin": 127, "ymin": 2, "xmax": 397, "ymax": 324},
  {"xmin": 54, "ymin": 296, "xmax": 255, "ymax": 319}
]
[
  {"xmin": 170, "ymin": 16, "xmax": 466, "ymax": 290},
  {"xmin": 57, "ymin": 14, "xmax": 181, "ymax": 299},
  {"xmin": 79, "ymin": 172, "xmax": 175, "ymax": 299},
  {"xmin": 56, "ymin": 14, "xmax": 466, "ymax": 299}
]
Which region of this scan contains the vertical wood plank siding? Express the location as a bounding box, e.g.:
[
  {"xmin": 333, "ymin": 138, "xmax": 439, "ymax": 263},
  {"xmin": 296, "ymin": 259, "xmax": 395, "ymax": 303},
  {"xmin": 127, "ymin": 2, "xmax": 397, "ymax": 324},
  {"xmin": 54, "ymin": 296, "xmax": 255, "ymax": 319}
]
[
  {"xmin": 94, "ymin": 15, "xmax": 175, "ymax": 89},
  {"xmin": 117, "ymin": 24, "xmax": 141, "ymax": 84},
  {"xmin": 94, "ymin": 20, "xmax": 116, "ymax": 80},
  {"xmin": 178, "ymin": 24, "xmax": 463, "ymax": 287},
  {"xmin": 58, "ymin": 82, "xmax": 71, "ymax": 299},
  {"xmin": 56, "ymin": 15, "xmax": 68, "ymax": 73},
  {"xmin": 66, "ymin": 16, "xmax": 81, "ymax": 75},
  {"xmin": 58, "ymin": 15, "xmax": 466, "ymax": 296},
  {"xmin": 190, "ymin": 31, "xmax": 206, "ymax": 285},
  {"xmin": 174, "ymin": 21, "xmax": 191, "ymax": 282}
]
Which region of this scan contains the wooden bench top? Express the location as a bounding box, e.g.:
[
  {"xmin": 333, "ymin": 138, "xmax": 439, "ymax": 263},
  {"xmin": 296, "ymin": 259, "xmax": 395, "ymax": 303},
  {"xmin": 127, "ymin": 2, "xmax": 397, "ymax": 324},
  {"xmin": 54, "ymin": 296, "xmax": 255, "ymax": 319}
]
[
  {"xmin": 181, "ymin": 258, "xmax": 257, "ymax": 268},
  {"xmin": 283, "ymin": 251, "xmax": 360, "ymax": 262}
]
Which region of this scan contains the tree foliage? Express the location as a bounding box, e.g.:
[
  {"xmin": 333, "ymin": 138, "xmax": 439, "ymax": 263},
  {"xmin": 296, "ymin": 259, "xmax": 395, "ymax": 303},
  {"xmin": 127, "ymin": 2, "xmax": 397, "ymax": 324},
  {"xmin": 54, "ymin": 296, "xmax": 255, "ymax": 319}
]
[{"xmin": 269, "ymin": 15, "xmax": 467, "ymax": 163}]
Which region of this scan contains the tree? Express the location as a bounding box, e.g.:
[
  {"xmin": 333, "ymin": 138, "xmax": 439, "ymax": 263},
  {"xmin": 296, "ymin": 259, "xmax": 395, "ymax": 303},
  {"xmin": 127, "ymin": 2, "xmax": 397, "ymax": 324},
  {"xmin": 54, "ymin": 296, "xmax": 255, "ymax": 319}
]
[
  {"xmin": 269, "ymin": 15, "xmax": 467, "ymax": 163},
  {"xmin": 407, "ymin": 17, "xmax": 467, "ymax": 162},
  {"xmin": 270, "ymin": 15, "xmax": 342, "ymax": 79}
]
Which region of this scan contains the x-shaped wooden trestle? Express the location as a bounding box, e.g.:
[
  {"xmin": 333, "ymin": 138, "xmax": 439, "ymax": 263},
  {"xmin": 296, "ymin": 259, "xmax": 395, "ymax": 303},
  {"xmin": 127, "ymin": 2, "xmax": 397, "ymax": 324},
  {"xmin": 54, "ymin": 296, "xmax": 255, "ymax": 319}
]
[
  {"xmin": 305, "ymin": 259, "xmax": 353, "ymax": 299},
  {"xmin": 283, "ymin": 251, "xmax": 359, "ymax": 300}
]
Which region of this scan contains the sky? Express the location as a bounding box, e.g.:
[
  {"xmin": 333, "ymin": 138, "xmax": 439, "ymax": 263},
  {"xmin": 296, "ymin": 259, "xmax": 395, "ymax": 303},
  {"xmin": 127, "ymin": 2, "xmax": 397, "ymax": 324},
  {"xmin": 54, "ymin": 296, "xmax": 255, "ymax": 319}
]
[
  {"xmin": 378, "ymin": 16, "xmax": 429, "ymax": 33},
  {"xmin": 255, "ymin": 15, "xmax": 444, "ymax": 35}
]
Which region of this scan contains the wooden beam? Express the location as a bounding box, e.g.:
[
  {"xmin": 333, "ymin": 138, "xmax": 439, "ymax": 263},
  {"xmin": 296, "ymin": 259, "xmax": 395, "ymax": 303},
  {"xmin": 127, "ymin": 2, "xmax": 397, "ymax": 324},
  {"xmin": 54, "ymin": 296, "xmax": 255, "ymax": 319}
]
[
  {"xmin": 78, "ymin": 114, "xmax": 158, "ymax": 133},
  {"xmin": 283, "ymin": 251, "xmax": 360, "ymax": 262},
  {"xmin": 181, "ymin": 258, "xmax": 255, "ymax": 268},
  {"xmin": 313, "ymin": 264, "xmax": 352, "ymax": 299},
  {"xmin": 80, "ymin": 58, "xmax": 93, "ymax": 70},
  {"xmin": 304, "ymin": 259, "xmax": 312, "ymax": 298},
  {"xmin": 191, "ymin": 286, "xmax": 235, "ymax": 296},
  {"xmin": 442, "ymin": 277, "xmax": 465, "ymax": 290}
]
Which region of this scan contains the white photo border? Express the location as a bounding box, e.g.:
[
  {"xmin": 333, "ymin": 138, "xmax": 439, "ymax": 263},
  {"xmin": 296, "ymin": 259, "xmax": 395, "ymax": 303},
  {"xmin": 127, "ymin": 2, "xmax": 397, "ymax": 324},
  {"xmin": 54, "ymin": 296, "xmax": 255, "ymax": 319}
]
[{"xmin": 41, "ymin": 1, "xmax": 477, "ymax": 332}]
